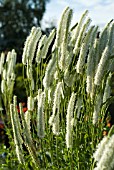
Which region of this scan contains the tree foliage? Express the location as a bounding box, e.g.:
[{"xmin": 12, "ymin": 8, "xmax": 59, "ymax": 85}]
[{"xmin": 0, "ymin": 0, "xmax": 50, "ymax": 61}]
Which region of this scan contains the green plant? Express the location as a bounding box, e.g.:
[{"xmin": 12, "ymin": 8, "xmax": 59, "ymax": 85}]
[{"xmin": 0, "ymin": 6, "xmax": 114, "ymax": 170}]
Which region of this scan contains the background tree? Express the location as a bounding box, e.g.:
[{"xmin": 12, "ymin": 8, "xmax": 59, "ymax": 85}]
[{"xmin": 0, "ymin": 0, "xmax": 50, "ymax": 62}]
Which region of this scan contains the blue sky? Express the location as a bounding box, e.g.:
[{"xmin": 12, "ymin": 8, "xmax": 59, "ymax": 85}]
[{"xmin": 41, "ymin": 0, "xmax": 114, "ymax": 29}]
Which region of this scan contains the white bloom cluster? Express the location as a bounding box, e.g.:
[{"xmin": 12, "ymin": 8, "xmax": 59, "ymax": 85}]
[
  {"xmin": 22, "ymin": 27, "xmax": 42, "ymax": 65},
  {"xmin": 52, "ymin": 112, "xmax": 60, "ymax": 136},
  {"xmin": 94, "ymin": 135, "xmax": 114, "ymax": 170},
  {"xmin": 37, "ymin": 91, "xmax": 45, "ymax": 138},
  {"xmin": 103, "ymin": 73, "xmax": 112, "ymax": 103},
  {"xmin": 98, "ymin": 22, "xmax": 110, "ymax": 57},
  {"xmin": 66, "ymin": 92, "xmax": 76, "ymax": 148},
  {"xmin": 71, "ymin": 10, "xmax": 89, "ymax": 45},
  {"xmin": 19, "ymin": 102, "xmax": 38, "ymax": 166},
  {"xmin": 43, "ymin": 55, "xmax": 56, "ymax": 89},
  {"xmin": 26, "ymin": 64, "xmax": 34, "ymax": 91},
  {"xmin": 7, "ymin": 49, "xmax": 17, "ymax": 79},
  {"xmin": 107, "ymin": 23, "xmax": 114, "ymax": 53},
  {"xmin": 49, "ymin": 81, "xmax": 64, "ymax": 126},
  {"xmin": 73, "ymin": 18, "xmax": 91, "ymax": 57},
  {"xmin": 94, "ymin": 46, "xmax": 109, "ymax": 86},
  {"xmin": 6, "ymin": 51, "xmax": 11, "ymax": 62},
  {"xmin": 86, "ymin": 26, "xmax": 99, "ymax": 97},
  {"xmin": 75, "ymin": 95, "xmax": 83, "ymax": 119},
  {"xmin": 86, "ymin": 75, "xmax": 93, "ymax": 96},
  {"xmin": 47, "ymin": 87, "xmax": 54, "ymax": 104},
  {"xmin": 59, "ymin": 8, "xmax": 72, "ymax": 71},
  {"xmin": 1, "ymin": 50, "xmax": 16, "ymax": 94},
  {"xmin": 93, "ymin": 136, "xmax": 109, "ymax": 162},
  {"xmin": 10, "ymin": 103, "xmax": 24, "ymax": 164},
  {"xmin": 93, "ymin": 93, "xmax": 103, "ymax": 125},
  {"xmin": 36, "ymin": 35, "xmax": 47, "ymax": 63},
  {"xmin": 26, "ymin": 64, "xmax": 32, "ymax": 79},
  {"xmin": 55, "ymin": 7, "xmax": 70, "ymax": 48},
  {"xmin": 25, "ymin": 111, "xmax": 31, "ymax": 132},
  {"xmin": 76, "ymin": 25, "xmax": 94, "ymax": 74},
  {"xmin": 42, "ymin": 29, "xmax": 55, "ymax": 59},
  {"xmin": 27, "ymin": 96, "xmax": 34, "ymax": 111},
  {"xmin": 36, "ymin": 29, "xmax": 55, "ymax": 64}
]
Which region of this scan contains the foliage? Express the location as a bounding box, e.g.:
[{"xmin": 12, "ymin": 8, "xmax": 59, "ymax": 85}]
[{"xmin": 0, "ymin": 0, "xmax": 50, "ymax": 61}]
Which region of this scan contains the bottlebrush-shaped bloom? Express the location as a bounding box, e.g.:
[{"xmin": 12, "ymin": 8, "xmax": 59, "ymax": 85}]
[
  {"xmin": 7, "ymin": 49, "xmax": 17, "ymax": 78},
  {"xmin": 106, "ymin": 22, "xmax": 114, "ymax": 53},
  {"xmin": 54, "ymin": 7, "xmax": 70, "ymax": 48},
  {"xmin": 75, "ymin": 95, "xmax": 83, "ymax": 119},
  {"xmin": 86, "ymin": 26, "xmax": 99, "ymax": 97},
  {"xmin": 94, "ymin": 135, "xmax": 114, "ymax": 170},
  {"xmin": 52, "ymin": 112, "xmax": 60, "ymax": 136},
  {"xmin": 93, "ymin": 136, "xmax": 109, "ymax": 162},
  {"xmin": 47, "ymin": 87, "xmax": 53, "ymax": 103},
  {"xmin": 49, "ymin": 82, "xmax": 64, "ymax": 125},
  {"xmin": 76, "ymin": 25, "xmax": 94, "ymax": 74},
  {"xmin": 103, "ymin": 73, "xmax": 112, "ymax": 103},
  {"xmin": 6, "ymin": 51, "xmax": 11, "ymax": 63},
  {"xmin": 22, "ymin": 33, "xmax": 32, "ymax": 65},
  {"xmin": 10, "ymin": 103, "xmax": 24, "ymax": 164},
  {"xmin": 19, "ymin": 103, "xmax": 39, "ymax": 167},
  {"xmin": 22, "ymin": 27, "xmax": 42, "ymax": 65},
  {"xmin": 93, "ymin": 93, "xmax": 103, "ymax": 124},
  {"xmin": 71, "ymin": 10, "xmax": 89, "ymax": 45},
  {"xmin": 73, "ymin": 18, "xmax": 91, "ymax": 57},
  {"xmin": 27, "ymin": 96, "xmax": 34, "ymax": 111},
  {"xmin": 94, "ymin": 46, "xmax": 109, "ymax": 86},
  {"xmin": 66, "ymin": 92, "xmax": 76, "ymax": 148},
  {"xmin": 26, "ymin": 64, "xmax": 33, "ymax": 79},
  {"xmin": 42, "ymin": 29, "xmax": 56, "ymax": 59},
  {"xmin": 98, "ymin": 22, "xmax": 110, "ymax": 58},
  {"xmin": 36, "ymin": 35, "xmax": 47, "ymax": 63},
  {"xmin": 27, "ymin": 27, "xmax": 42, "ymax": 65},
  {"xmin": 59, "ymin": 8, "xmax": 72, "ymax": 71},
  {"xmin": 43, "ymin": 55, "xmax": 56, "ymax": 89},
  {"xmin": 25, "ymin": 111, "xmax": 31, "ymax": 132},
  {"xmin": 37, "ymin": 92, "xmax": 45, "ymax": 138}
]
